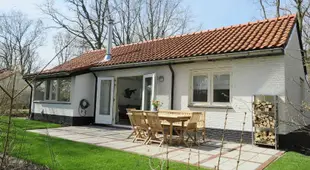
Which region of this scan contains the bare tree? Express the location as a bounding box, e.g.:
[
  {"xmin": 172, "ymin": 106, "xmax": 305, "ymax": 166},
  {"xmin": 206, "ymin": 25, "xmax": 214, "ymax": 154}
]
[
  {"xmin": 258, "ymin": 0, "xmax": 282, "ymax": 19},
  {"xmin": 109, "ymin": 0, "xmax": 141, "ymax": 45},
  {"xmin": 53, "ymin": 31, "xmax": 89, "ymax": 64},
  {"xmin": 41, "ymin": 0, "xmax": 109, "ymax": 50},
  {"xmin": 0, "ymin": 11, "xmax": 44, "ymax": 75},
  {"xmin": 136, "ymin": 0, "xmax": 195, "ymax": 41}
]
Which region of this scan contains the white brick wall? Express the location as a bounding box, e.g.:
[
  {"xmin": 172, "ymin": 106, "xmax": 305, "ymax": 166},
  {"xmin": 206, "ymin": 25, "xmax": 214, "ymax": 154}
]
[{"xmin": 283, "ymin": 24, "xmax": 310, "ymax": 134}]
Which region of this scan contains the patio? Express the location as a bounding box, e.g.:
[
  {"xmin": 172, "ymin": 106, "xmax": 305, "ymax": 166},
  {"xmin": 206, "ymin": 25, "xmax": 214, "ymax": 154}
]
[{"xmin": 28, "ymin": 126, "xmax": 283, "ymax": 170}]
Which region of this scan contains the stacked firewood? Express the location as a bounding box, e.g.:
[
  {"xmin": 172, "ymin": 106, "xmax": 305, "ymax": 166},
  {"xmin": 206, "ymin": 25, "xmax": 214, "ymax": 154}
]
[
  {"xmin": 254, "ymin": 113, "xmax": 275, "ymax": 128},
  {"xmin": 253, "ymin": 100, "xmax": 276, "ymax": 146},
  {"xmin": 254, "ymin": 130, "xmax": 276, "ymax": 146},
  {"xmin": 253, "ymin": 101, "xmax": 274, "ymax": 112}
]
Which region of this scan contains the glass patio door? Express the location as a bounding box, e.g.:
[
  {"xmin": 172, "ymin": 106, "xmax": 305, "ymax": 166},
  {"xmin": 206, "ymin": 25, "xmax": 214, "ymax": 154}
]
[
  {"xmin": 95, "ymin": 77, "xmax": 114, "ymax": 124},
  {"xmin": 142, "ymin": 73, "xmax": 155, "ymax": 111}
]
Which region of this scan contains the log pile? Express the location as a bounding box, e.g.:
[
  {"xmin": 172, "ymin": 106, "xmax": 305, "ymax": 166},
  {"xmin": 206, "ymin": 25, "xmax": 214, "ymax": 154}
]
[
  {"xmin": 254, "ymin": 113, "xmax": 275, "ymax": 129},
  {"xmin": 253, "ymin": 101, "xmax": 274, "ymax": 112},
  {"xmin": 253, "ymin": 100, "xmax": 276, "ymax": 146},
  {"xmin": 254, "ymin": 130, "xmax": 275, "ymax": 146}
]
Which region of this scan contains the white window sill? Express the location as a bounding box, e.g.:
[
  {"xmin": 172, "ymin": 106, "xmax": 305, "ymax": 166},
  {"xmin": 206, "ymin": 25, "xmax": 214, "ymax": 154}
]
[
  {"xmin": 188, "ymin": 103, "xmax": 232, "ymax": 109},
  {"xmin": 33, "ymin": 100, "xmax": 71, "ymax": 105}
]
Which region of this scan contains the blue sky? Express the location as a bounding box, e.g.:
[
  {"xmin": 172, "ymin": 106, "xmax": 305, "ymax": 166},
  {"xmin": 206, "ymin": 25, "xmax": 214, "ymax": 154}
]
[{"xmin": 0, "ymin": 0, "xmax": 264, "ymax": 67}]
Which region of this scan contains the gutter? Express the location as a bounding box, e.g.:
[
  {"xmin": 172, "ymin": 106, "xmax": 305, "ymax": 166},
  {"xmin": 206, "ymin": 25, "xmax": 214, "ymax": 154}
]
[
  {"xmin": 91, "ymin": 72, "xmax": 98, "ymax": 123},
  {"xmin": 91, "ymin": 48, "xmax": 284, "ymax": 71},
  {"xmin": 23, "ymin": 71, "xmax": 70, "ymax": 80},
  {"xmin": 168, "ymin": 64, "xmax": 175, "ymax": 110},
  {"xmin": 24, "ymin": 79, "xmax": 33, "ymax": 119}
]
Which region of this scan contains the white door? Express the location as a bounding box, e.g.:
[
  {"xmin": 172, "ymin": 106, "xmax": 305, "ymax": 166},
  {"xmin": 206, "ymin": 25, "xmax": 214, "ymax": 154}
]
[
  {"xmin": 142, "ymin": 73, "xmax": 155, "ymax": 110},
  {"xmin": 96, "ymin": 77, "xmax": 114, "ymax": 124}
]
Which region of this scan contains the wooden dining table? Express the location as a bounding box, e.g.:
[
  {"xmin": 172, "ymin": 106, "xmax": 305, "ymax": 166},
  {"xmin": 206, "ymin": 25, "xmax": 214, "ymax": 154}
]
[{"xmin": 157, "ymin": 113, "xmax": 191, "ymax": 145}]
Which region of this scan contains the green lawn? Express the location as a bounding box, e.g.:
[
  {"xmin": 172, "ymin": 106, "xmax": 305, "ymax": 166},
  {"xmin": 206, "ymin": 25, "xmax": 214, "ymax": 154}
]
[
  {"xmin": 0, "ymin": 117, "xmax": 200, "ymax": 170},
  {"xmin": 266, "ymin": 152, "xmax": 310, "ymax": 170}
]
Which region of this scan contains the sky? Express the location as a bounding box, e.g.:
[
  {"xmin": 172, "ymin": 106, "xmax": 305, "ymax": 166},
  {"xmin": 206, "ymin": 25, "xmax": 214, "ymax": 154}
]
[{"xmin": 0, "ymin": 0, "xmax": 263, "ymax": 68}]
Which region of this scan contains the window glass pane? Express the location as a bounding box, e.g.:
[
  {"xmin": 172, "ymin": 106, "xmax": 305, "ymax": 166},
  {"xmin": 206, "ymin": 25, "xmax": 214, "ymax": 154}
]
[
  {"xmin": 51, "ymin": 80, "xmax": 57, "ymax": 100},
  {"xmin": 144, "ymin": 77, "xmax": 153, "ymax": 110},
  {"xmin": 45, "ymin": 80, "xmax": 50, "ymax": 100},
  {"xmin": 213, "ymin": 74, "xmax": 230, "ymax": 102},
  {"xmin": 100, "ymin": 80, "xmax": 112, "ymax": 115},
  {"xmin": 193, "ymin": 75, "xmax": 208, "ymax": 102},
  {"xmin": 58, "ymin": 78, "xmax": 71, "ymax": 102},
  {"xmin": 34, "ymin": 81, "xmax": 45, "ymax": 100}
]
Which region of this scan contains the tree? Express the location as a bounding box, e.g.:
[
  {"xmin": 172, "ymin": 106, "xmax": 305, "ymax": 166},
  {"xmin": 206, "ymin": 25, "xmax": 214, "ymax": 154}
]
[
  {"xmin": 43, "ymin": 0, "xmax": 197, "ymax": 47},
  {"xmin": 258, "ymin": 0, "xmax": 281, "ymax": 19},
  {"xmin": 41, "ymin": 0, "xmax": 109, "ymax": 50},
  {"xmin": 109, "ymin": 0, "xmax": 141, "ymax": 45},
  {"xmin": 0, "ymin": 11, "xmax": 44, "ymax": 75},
  {"xmin": 53, "ymin": 31, "xmax": 89, "ymax": 64},
  {"xmin": 135, "ymin": 0, "xmax": 194, "ymax": 41}
]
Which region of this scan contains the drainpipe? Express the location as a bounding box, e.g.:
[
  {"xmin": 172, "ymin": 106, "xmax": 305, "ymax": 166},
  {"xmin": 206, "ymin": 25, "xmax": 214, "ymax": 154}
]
[
  {"xmin": 24, "ymin": 79, "xmax": 33, "ymax": 119},
  {"xmin": 91, "ymin": 72, "xmax": 98, "ymax": 123},
  {"xmin": 168, "ymin": 64, "xmax": 175, "ymax": 110}
]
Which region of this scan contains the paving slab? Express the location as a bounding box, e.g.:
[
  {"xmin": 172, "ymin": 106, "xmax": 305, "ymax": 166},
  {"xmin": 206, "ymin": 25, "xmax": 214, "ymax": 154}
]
[
  {"xmin": 237, "ymin": 161, "xmax": 261, "ymax": 170},
  {"xmin": 75, "ymin": 137, "xmax": 115, "ymax": 144},
  {"xmin": 96, "ymin": 140, "xmax": 142, "ymax": 150},
  {"xmin": 125, "ymin": 145, "xmax": 175, "ymax": 156}
]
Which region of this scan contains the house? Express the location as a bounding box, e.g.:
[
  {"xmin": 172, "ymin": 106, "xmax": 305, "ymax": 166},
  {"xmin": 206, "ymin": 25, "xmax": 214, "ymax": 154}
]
[{"xmin": 24, "ymin": 14, "xmax": 310, "ymax": 147}]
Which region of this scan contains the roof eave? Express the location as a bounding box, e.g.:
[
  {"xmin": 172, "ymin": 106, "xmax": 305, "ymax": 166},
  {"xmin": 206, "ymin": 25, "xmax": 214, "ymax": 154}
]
[
  {"xmin": 91, "ymin": 48, "xmax": 284, "ymax": 71},
  {"xmin": 23, "ymin": 71, "xmax": 71, "ymax": 80}
]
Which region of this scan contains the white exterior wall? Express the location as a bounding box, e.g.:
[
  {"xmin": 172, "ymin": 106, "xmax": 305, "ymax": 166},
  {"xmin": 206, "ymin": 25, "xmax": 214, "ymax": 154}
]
[
  {"xmin": 172, "ymin": 56, "xmax": 285, "ymax": 132},
  {"xmin": 72, "ymin": 73, "xmax": 96, "ymax": 117},
  {"xmin": 283, "ymin": 24, "xmax": 310, "ymax": 134}
]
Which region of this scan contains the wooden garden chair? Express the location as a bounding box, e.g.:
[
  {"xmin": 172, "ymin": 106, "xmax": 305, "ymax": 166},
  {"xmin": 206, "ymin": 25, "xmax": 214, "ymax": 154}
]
[
  {"xmin": 175, "ymin": 112, "xmax": 201, "ymax": 145},
  {"xmin": 131, "ymin": 110, "xmax": 149, "ymax": 144},
  {"xmin": 126, "ymin": 108, "xmax": 136, "ymax": 139},
  {"xmin": 144, "ymin": 111, "xmax": 168, "ymax": 147}
]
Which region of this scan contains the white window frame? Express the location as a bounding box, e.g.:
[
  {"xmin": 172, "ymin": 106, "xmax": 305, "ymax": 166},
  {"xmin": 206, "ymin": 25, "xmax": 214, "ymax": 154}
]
[{"xmin": 190, "ymin": 69, "xmax": 231, "ymax": 107}]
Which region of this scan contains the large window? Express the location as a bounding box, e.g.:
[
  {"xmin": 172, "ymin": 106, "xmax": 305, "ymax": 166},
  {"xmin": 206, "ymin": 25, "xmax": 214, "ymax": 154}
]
[
  {"xmin": 191, "ymin": 72, "xmax": 230, "ymax": 105},
  {"xmin": 34, "ymin": 78, "xmax": 71, "ymax": 102}
]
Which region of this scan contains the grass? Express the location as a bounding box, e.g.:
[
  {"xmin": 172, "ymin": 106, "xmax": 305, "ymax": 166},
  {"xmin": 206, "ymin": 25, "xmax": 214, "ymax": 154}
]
[
  {"xmin": 0, "ymin": 117, "xmax": 201, "ymax": 170},
  {"xmin": 266, "ymin": 152, "xmax": 310, "ymax": 170}
]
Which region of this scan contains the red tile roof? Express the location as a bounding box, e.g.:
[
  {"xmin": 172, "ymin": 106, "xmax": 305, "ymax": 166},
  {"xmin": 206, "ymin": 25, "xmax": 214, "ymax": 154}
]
[{"xmin": 43, "ymin": 15, "xmax": 296, "ymax": 75}]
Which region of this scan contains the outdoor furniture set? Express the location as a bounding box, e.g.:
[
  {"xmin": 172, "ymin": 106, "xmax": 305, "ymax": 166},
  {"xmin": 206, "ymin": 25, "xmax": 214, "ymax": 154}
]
[{"xmin": 126, "ymin": 109, "xmax": 206, "ymax": 147}]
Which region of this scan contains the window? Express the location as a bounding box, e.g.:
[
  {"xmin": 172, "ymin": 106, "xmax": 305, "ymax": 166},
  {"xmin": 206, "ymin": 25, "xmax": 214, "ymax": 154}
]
[
  {"xmin": 34, "ymin": 78, "xmax": 71, "ymax": 102},
  {"xmin": 34, "ymin": 81, "xmax": 45, "ymax": 100},
  {"xmin": 45, "ymin": 80, "xmax": 50, "ymax": 100},
  {"xmin": 213, "ymin": 74, "xmax": 230, "ymax": 102},
  {"xmin": 193, "ymin": 75, "xmax": 208, "ymax": 102},
  {"xmin": 191, "ymin": 71, "xmax": 230, "ymax": 105},
  {"xmin": 58, "ymin": 78, "xmax": 71, "ymax": 102},
  {"xmin": 51, "ymin": 80, "xmax": 57, "ymax": 100}
]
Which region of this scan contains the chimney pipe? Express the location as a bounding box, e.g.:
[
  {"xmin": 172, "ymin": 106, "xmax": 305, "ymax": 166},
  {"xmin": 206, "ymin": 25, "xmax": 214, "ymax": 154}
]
[{"xmin": 103, "ymin": 19, "xmax": 114, "ymax": 62}]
